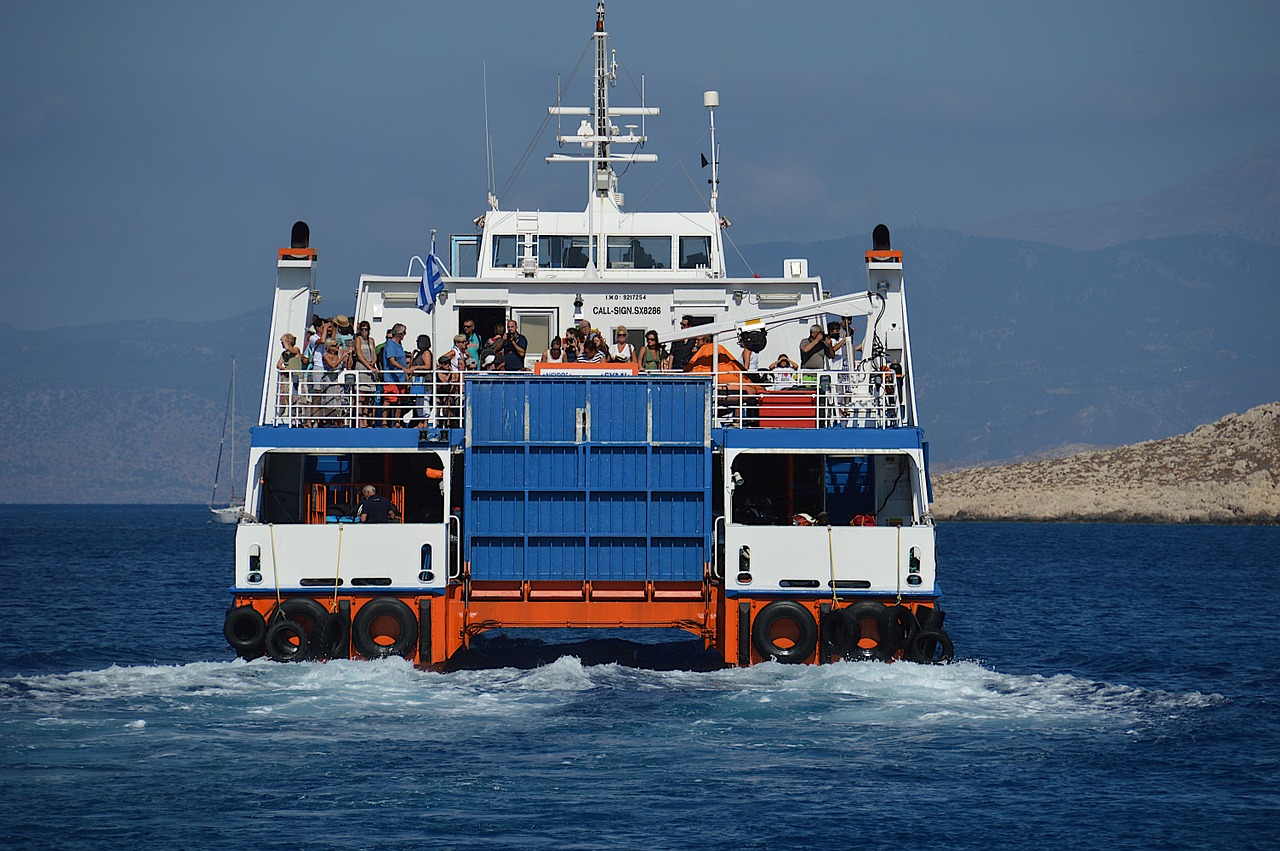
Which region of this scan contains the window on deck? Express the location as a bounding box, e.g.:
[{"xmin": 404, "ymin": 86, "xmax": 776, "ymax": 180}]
[
  {"xmin": 607, "ymin": 236, "xmax": 670, "ymax": 269},
  {"xmin": 679, "ymin": 236, "xmax": 711, "ymax": 269},
  {"xmin": 491, "ymin": 235, "xmax": 519, "ymax": 268},
  {"xmin": 537, "ymin": 235, "xmax": 591, "ymax": 268}
]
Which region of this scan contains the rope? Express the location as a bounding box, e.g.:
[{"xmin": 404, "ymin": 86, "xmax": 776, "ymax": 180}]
[
  {"xmin": 269, "ymin": 523, "xmax": 283, "ymax": 619},
  {"xmin": 331, "ymin": 523, "xmax": 345, "ymax": 614},
  {"xmin": 828, "ymin": 526, "xmax": 839, "ymax": 609},
  {"xmin": 895, "ymin": 526, "xmax": 903, "ymax": 605}
]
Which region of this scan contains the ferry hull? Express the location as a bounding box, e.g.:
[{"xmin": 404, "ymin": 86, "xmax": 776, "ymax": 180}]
[{"xmin": 225, "ymin": 588, "xmax": 947, "ymax": 668}]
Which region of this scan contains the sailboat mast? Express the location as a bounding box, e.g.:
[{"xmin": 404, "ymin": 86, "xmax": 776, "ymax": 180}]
[{"xmin": 229, "ymin": 357, "xmax": 237, "ymax": 503}]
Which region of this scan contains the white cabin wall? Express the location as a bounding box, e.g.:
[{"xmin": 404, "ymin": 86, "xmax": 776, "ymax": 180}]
[{"xmin": 260, "ymin": 258, "xmax": 317, "ymax": 425}]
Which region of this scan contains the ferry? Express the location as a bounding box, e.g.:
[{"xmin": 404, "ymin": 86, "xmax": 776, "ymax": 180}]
[{"xmin": 222, "ymin": 2, "xmax": 952, "ymax": 668}]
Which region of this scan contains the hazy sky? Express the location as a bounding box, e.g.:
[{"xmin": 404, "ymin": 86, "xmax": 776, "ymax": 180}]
[{"xmin": 4, "ymin": 0, "xmax": 1278, "ymax": 328}]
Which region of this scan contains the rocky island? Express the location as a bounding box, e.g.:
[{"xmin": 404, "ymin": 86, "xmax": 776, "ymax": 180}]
[{"xmin": 932, "ymin": 402, "xmax": 1280, "ymax": 524}]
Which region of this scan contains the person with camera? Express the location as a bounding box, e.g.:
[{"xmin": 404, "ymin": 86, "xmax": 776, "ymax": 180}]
[
  {"xmin": 496, "ymin": 318, "xmax": 527, "ymax": 371},
  {"xmin": 799, "ymin": 323, "xmax": 826, "ymax": 369},
  {"xmin": 561, "ymin": 328, "xmax": 582, "ymax": 362}
]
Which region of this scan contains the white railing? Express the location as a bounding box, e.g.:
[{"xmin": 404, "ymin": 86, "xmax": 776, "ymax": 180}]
[
  {"xmin": 269, "ymin": 369, "xmax": 464, "ymax": 428},
  {"xmin": 265, "ymin": 366, "xmax": 905, "ymax": 429},
  {"xmin": 711, "ymin": 366, "xmax": 906, "ymax": 429}
]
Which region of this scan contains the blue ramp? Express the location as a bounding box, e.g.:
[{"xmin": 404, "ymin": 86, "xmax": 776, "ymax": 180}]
[{"xmin": 464, "ymin": 376, "xmax": 712, "ymax": 582}]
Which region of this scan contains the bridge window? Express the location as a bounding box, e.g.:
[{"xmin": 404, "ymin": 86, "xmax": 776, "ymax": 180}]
[
  {"xmin": 491, "ymin": 235, "xmax": 519, "ymax": 268},
  {"xmin": 537, "ymin": 235, "xmax": 591, "ymax": 268},
  {"xmin": 679, "ymin": 236, "xmax": 711, "ymax": 269},
  {"xmin": 607, "ymin": 236, "xmax": 670, "ymax": 269}
]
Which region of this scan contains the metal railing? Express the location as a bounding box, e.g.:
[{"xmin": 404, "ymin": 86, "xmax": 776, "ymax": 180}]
[
  {"xmin": 270, "ymin": 369, "xmax": 464, "ymax": 428},
  {"xmin": 266, "ymin": 366, "xmax": 905, "ymax": 429},
  {"xmin": 710, "ymin": 366, "xmax": 906, "ymax": 429}
]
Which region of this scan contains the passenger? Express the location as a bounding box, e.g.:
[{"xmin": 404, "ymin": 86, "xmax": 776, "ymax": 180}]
[
  {"xmin": 769, "ymin": 353, "xmax": 799, "ymax": 387},
  {"xmin": 541, "ymin": 335, "xmax": 567, "ymax": 363},
  {"xmin": 740, "ymin": 334, "xmax": 762, "ymax": 376},
  {"xmin": 434, "ymin": 350, "xmax": 462, "ymax": 426},
  {"xmin": 561, "ymin": 328, "xmax": 581, "ymax": 362},
  {"xmin": 334, "ymin": 314, "xmax": 355, "ymax": 366},
  {"xmin": 461, "ymin": 320, "xmax": 481, "ymax": 365},
  {"xmin": 277, "ymin": 333, "xmax": 304, "ymax": 371},
  {"xmin": 799, "ymin": 324, "xmax": 826, "ymax": 369},
  {"xmin": 318, "ymin": 340, "xmax": 347, "ymax": 426},
  {"xmin": 382, "ymin": 324, "xmax": 408, "ymax": 427},
  {"xmin": 638, "ymin": 330, "xmax": 668, "ymax": 371},
  {"xmin": 276, "ymin": 333, "xmax": 304, "ymax": 420},
  {"xmin": 669, "ymin": 315, "xmax": 696, "ymax": 371},
  {"xmin": 580, "ymin": 337, "xmax": 606, "ymax": 364},
  {"xmin": 485, "ymin": 322, "xmax": 505, "ymax": 352},
  {"xmin": 447, "ymin": 334, "xmax": 470, "ymax": 369},
  {"xmin": 408, "ymin": 334, "xmax": 433, "ymax": 426},
  {"xmin": 825, "ymin": 320, "xmax": 852, "ymax": 371},
  {"xmin": 373, "ymin": 328, "xmax": 394, "ymax": 426},
  {"xmin": 352, "ymin": 321, "xmax": 378, "ymax": 426},
  {"xmin": 497, "ymin": 319, "xmax": 528, "ymax": 371},
  {"xmin": 609, "ymin": 325, "xmax": 636, "ymax": 363},
  {"xmin": 304, "ymin": 316, "xmax": 331, "ymax": 364},
  {"xmin": 357, "ymin": 485, "xmax": 399, "ymax": 524}
]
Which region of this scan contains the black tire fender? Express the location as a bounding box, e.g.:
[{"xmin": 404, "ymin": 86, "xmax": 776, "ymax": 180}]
[
  {"xmin": 265, "ymin": 618, "xmax": 309, "ymax": 662},
  {"xmin": 223, "ymin": 605, "xmax": 266, "ymax": 657},
  {"xmin": 352, "ymin": 598, "xmax": 419, "ymax": 659},
  {"xmin": 314, "ymin": 610, "xmax": 350, "ymax": 660},
  {"xmin": 908, "ymin": 628, "xmax": 955, "ymax": 664},
  {"xmin": 751, "ymin": 600, "xmax": 818, "ymax": 664},
  {"xmin": 270, "ymin": 597, "xmax": 329, "ymax": 659},
  {"xmin": 882, "ymin": 604, "xmax": 919, "ymax": 651},
  {"xmin": 820, "ymin": 608, "xmax": 854, "ymax": 658},
  {"xmin": 843, "ymin": 602, "xmax": 894, "ymax": 661}
]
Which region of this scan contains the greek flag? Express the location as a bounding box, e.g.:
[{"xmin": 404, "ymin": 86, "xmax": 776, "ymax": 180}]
[{"xmin": 418, "ymin": 236, "xmax": 446, "ymax": 315}]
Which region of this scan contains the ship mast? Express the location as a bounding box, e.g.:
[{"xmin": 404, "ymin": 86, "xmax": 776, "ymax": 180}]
[
  {"xmin": 593, "ymin": 1, "xmax": 612, "ymax": 197},
  {"xmin": 546, "ymin": 1, "xmax": 660, "ymax": 267}
]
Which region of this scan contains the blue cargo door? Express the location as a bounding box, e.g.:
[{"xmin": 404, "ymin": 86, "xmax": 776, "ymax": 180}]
[{"xmin": 464, "ymin": 376, "xmax": 711, "ymax": 582}]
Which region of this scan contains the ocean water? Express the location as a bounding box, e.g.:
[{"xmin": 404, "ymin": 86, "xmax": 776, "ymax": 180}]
[{"xmin": 1, "ymin": 506, "xmax": 1276, "ymax": 850}]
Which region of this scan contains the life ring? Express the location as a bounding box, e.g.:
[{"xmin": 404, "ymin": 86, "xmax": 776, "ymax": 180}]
[
  {"xmin": 352, "ymin": 598, "xmax": 419, "ymax": 659},
  {"xmin": 271, "ymin": 596, "xmax": 331, "ymax": 660},
  {"xmin": 265, "ymin": 619, "xmax": 309, "ymax": 662},
  {"xmin": 907, "ymin": 628, "xmax": 954, "ymax": 664},
  {"xmin": 842, "ymin": 602, "xmax": 894, "ymax": 661},
  {"xmin": 223, "ymin": 605, "xmax": 266, "ymax": 658},
  {"xmin": 751, "ymin": 600, "xmax": 817, "ymax": 664}
]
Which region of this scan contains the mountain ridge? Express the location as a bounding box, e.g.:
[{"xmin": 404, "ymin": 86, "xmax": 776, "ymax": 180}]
[
  {"xmin": 932, "ymin": 402, "xmax": 1280, "ymax": 524},
  {"xmin": 963, "ymin": 141, "xmax": 1280, "ymax": 249}
]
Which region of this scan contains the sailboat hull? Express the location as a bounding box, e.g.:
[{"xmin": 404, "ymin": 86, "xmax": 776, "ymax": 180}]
[{"xmin": 210, "ymin": 506, "xmax": 244, "ymax": 524}]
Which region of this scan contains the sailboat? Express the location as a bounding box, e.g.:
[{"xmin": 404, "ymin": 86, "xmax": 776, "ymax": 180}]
[{"xmin": 209, "ymin": 357, "xmax": 245, "ymax": 524}]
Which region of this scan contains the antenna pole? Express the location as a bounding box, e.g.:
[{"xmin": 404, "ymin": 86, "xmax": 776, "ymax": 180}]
[
  {"xmin": 705, "ymin": 90, "xmax": 720, "ymax": 214},
  {"xmin": 484, "ymin": 60, "xmax": 497, "ymax": 210}
]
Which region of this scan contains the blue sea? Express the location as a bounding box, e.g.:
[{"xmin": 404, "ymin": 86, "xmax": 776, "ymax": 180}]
[{"xmin": 1, "ymin": 506, "xmax": 1276, "ymax": 849}]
